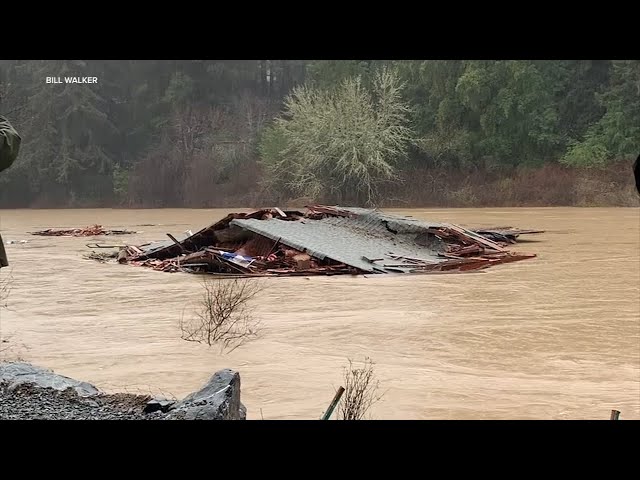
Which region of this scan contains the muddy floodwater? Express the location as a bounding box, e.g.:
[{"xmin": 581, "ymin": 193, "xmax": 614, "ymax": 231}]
[{"xmin": 0, "ymin": 207, "xmax": 638, "ymax": 420}]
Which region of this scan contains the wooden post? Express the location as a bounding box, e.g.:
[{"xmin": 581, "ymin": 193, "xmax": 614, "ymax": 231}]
[
  {"xmin": 610, "ymin": 410, "xmax": 620, "ymax": 420},
  {"xmin": 321, "ymin": 386, "xmax": 345, "ymax": 420},
  {"xmin": 166, "ymin": 233, "xmax": 187, "ymax": 253}
]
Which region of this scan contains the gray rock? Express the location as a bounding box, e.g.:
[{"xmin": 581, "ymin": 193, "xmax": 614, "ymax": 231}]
[
  {"xmin": 0, "ymin": 382, "xmax": 165, "ymax": 420},
  {"xmin": 0, "ymin": 362, "xmax": 99, "ymax": 397},
  {"xmin": 0, "ymin": 363, "xmax": 247, "ymax": 420},
  {"xmin": 144, "ymin": 398, "xmax": 175, "ymax": 413},
  {"xmin": 165, "ymin": 369, "xmax": 246, "ymax": 420}
]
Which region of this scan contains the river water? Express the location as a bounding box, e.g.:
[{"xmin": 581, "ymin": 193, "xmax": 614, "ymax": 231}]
[{"xmin": 0, "ymin": 207, "xmax": 638, "ymax": 420}]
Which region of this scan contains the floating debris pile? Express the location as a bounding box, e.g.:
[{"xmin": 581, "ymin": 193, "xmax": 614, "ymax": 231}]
[
  {"xmin": 468, "ymin": 227, "xmax": 545, "ymax": 244},
  {"xmin": 110, "ymin": 206, "xmax": 539, "ymax": 277},
  {"xmin": 30, "ymin": 225, "xmax": 137, "ymax": 237},
  {"xmin": 83, "ymin": 251, "xmax": 119, "ymax": 263}
]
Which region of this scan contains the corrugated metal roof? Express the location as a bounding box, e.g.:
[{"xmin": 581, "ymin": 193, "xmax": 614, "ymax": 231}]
[
  {"xmin": 136, "ymin": 232, "xmax": 191, "ymax": 256},
  {"xmin": 323, "ymin": 207, "xmax": 448, "ymax": 235},
  {"xmin": 230, "ymin": 208, "xmax": 453, "ymax": 273}
]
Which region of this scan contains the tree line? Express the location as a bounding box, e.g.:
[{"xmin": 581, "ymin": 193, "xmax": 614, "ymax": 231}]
[{"xmin": 0, "ymin": 60, "xmax": 637, "ymax": 208}]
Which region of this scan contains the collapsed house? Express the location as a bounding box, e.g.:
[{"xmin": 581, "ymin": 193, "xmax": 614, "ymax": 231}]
[{"xmin": 115, "ymin": 205, "xmax": 539, "ymax": 277}]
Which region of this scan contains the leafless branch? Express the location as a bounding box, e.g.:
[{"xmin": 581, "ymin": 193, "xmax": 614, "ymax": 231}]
[
  {"xmin": 0, "ymin": 268, "xmax": 12, "ymax": 309},
  {"xmin": 0, "ymin": 269, "xmax": 14, "ymax": 356},
  {"xmin": 179, "ymin": 277, "xmax": 264, "ymax": 354},
  {"xmin": 338, "ymin": 356, "xmax": 385, "ymax": 420}
]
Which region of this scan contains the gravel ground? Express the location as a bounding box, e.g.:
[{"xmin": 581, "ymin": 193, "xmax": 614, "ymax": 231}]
[{"xmin": 0, "ymin": 382, "xmax": 166, "ymax": 420}]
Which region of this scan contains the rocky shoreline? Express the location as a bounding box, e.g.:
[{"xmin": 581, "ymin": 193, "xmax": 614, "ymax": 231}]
[{"xmin": 0, "ymin": 362, "xmax": 246, "ymax": 420}]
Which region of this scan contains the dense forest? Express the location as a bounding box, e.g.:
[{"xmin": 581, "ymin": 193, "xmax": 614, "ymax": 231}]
[{"xmin": 0, "ymin": 60, "xmax": 638, "ymax": 208}]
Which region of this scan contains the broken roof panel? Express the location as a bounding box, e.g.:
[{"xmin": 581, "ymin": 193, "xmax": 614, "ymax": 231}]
[
  {"xmin": 231, "ymin": 216, "xmax": 416, "ymax": 273},
  {"xmin": 132, "ymin": 209, "xmax": 302, "ymax": 260},
  {"xmin": 231, "ymin": 207, "xmax": 496, "ymax": 274},
  {"xmin": 135, "ymin": 232, "xmax": 191, "ymax": 257}
]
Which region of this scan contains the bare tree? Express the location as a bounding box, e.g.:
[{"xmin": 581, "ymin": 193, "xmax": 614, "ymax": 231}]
[
  {"xmin": 338, "ymin": 357, "xmax": 385, "ymax": 420},
  {"xmin": 179, "ymin": 277, "xmax": 263, "ymax": 354}
]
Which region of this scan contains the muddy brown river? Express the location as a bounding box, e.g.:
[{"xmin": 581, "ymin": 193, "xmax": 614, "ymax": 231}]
[{"xmin": 0, "ymin": 207, "xmax": 638, "ymax": 419}]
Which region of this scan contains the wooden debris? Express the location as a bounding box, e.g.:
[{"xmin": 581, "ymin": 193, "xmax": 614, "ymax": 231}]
[
  {"xmin": 470, "ymin": 227, "xmax": 546, "ymax": 244},
  {"xmin": 117, "ymin": 249, "xmax": 129, "ymax": 264},
  {"xmin": 83, "ymin": 251, "xmax": 119, "ymax": 263},
  {"xmin": 167, "ymin": 233, "xmax": 189, "ymax": 253},
  {"xmin": 321, "ymin": 386, "xmax": 345, "ymax": 420},
  {"xmin": 110, "ymin": 205, "xmax": 540, "ymax": 277},
  {"xmin": 31, "ymin": 225, "xmax": 137, "ymax": 237},
  {"xmin": 293, "ymin": 253, "xmax": 311, "ymax": 270}
]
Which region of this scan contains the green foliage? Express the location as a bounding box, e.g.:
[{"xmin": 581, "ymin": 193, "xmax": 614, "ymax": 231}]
[
  {"xmin": 257, "ymin": 124, "xmax": 291, "ymax": 199},
  {"xmin": 562, "ymin": 137, "xmax": 609, "ymax": 168},
  {"xmin": 561, "ymin": 60, "xmax": 640, "ymax": 168},
  {"xmin": 417, "ymin": 128, "xmax": 474, "ymax": 168},
  {"xmin": 163, "ymin": 72, "xmax": 194, "ymax": 106},
  {"xmin": 0, "ymin": 59, "xmax": 637, "ymax": 207},
  {"xmin": 112, "ymin": 164, "xmax": 130, "ymax": 203},
  {"xmin": 307, "ymin": 60, "xmax": 380, "ymax": 90},
  {"xmin": 260, "ymin": 68, "xmax": 414, "ymax": 205},
  {"xmin": 455, "ymin": 61, "xmax": 563, "ymax": 166}
]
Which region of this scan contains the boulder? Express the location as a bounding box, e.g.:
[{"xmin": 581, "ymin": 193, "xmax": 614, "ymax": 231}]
[
  {"xmin": 0, "ymin": 362, "xmax": 99, "ymax": 397},
  {"xmin": 144, "ymin": 398, "xmax": 175, "ymax": 414},
  {"xmin": 164, "ymin": 369, "xmax": 246, "ymax": 420}
]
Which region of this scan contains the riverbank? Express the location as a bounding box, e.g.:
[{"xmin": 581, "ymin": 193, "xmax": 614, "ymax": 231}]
[
  {"xmin": 0, "ymin": 382, "xmax": 165, "ymax": 420},
  {"xmin": 380, "ymin": 162, "xmax": 639, "ymax": 209},
  {"xmin": 2, "ymin": 162, "xmax": 638, "ymax": 209},
  {"xmin": 0, "ymin": 362, "xmax": 246, "ymax": 420}
]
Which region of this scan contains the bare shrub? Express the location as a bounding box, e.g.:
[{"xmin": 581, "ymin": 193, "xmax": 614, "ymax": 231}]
[
  {"xmin": 0, "ymin": 269, "xmax": 12, "ymax": 353},
  {"xmin": 0, "ymin": 269, "xmax": 11, "ymax": 309},
  {"xmin": 0, "ymin": 270, "xmax": 27, "ymax": 361},
  {"xmin": 179, "ymin": 277, "xmax": 263, "ymax": 354},
  {"xmin": 338, "ymin": 357, "xmax": 385, "ymax": 420}
]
